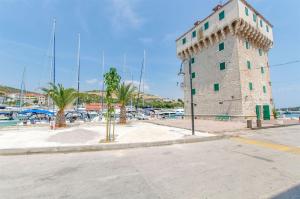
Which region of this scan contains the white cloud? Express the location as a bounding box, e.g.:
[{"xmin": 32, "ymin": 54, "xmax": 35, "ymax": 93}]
[
  {"xmin": 124, "ymin": 80, "xmax": 149, "ymax": 91},
  {"xmin": 86, "ymin": 78, "xmax": 100, "ymax": 84},
  {"xmin": 109, "ymin": 0, "xmax": 143, "ymax": 30}
]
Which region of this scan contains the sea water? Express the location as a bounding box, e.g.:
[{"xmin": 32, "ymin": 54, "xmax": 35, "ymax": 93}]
[
  {"xmin": 0, "ymin": 120, "xmax": 19, "ymax": 127},
  {"xmin": 281, "ymin": 114, "xmax": 300, "ymax": 119}
]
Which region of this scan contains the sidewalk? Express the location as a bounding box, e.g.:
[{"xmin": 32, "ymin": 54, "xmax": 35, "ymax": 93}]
[
  {"xmin": 147, "ymin": 119, "xmax": 247, "ymax": 133},
  {"xmin": 0, "ymin": 122, "xmax": 221, "ymax": 155}
]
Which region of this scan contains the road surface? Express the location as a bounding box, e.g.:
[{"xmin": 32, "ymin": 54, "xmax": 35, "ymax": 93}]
[{"xmin": 1, "ymin": 125, "xmax": 300, "ymax": 199}]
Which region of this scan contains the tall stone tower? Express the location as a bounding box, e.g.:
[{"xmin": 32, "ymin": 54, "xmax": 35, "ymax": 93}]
[{"xmin": 176, "ymin": 0, "xmax": 274, "ymax": 121}]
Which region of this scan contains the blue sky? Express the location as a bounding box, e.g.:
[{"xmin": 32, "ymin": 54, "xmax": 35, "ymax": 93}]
[{"xmin": 0, "ymin": 0, "xmax": 299, "ymax": 108}]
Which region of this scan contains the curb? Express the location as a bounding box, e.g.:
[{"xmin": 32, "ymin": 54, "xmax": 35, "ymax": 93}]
[
  {"xmin": 251, "ymin": 123, "xmax": 300, "ymax": 130},
  {"xmin": 0, "ymin": 135, "xmax": 228, "ymax": 156}
]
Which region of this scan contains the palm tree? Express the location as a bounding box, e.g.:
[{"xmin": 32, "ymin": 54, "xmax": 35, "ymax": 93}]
[
  {"xmin": 117, "ymin": 82, "xmax": 135, "ymax": 124},
  {"xmin": 42, "ymin": 83, "xmax": 77, "ymax": 128}
]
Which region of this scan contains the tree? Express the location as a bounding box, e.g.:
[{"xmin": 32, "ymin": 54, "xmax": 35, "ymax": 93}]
[
  {"xmin": 104, "ymin": 68, "xmax": 121, "ymax": 141},
  {"xmin": 33, "ymin": 99, "xmax": 39, "ymax": 104},
  {"xmin": 117, "ymin": 83, "xmax": 135, "ymax": 124},
  {"xmin": 42, "ymin": 83, "xmax": 77, "ymax": 128},
  {"xmin": 272, "ymin": 107, "xmax": 278, "ymax": 119}
]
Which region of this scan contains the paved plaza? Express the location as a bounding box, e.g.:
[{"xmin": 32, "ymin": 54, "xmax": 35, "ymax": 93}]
[{"xmin": 0, "ymin": 122, "xmax": 213, "ymax": 150}]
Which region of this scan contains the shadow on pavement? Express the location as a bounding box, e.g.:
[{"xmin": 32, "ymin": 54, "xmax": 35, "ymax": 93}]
[{"xmin": 271, "ymin": 184, "xmax": 300, "ymax": 199}]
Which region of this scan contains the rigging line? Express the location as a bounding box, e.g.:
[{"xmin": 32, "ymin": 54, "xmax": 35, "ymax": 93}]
[
  {"xmin": 37, "ymin": 20, "xmax": 55, "ymax": 91},
  {"xmin": 270, "ymin": 60, "xmax": 300, "ymax": 67}
]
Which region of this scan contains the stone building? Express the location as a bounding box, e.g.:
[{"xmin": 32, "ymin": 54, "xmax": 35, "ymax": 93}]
[{"xmin": 176, "ymin": 0, "xmax": 274, "ymax": 120}]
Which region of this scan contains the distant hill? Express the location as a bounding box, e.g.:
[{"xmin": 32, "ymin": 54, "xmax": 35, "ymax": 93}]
[
  {"xmin": 85, "ymin": 90, "xmax": 165, "ymax": 101},
  {"xmin": 0, "ymin": 85, "xmax": 39, "ymax": 95},
  {"xmin": 0, "ymin": 85, "xmax": 21, "ymax": 94}
]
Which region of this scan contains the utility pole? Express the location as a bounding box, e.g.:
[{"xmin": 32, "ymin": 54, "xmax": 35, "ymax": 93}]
[
  {"xmin": 178, "ymin": 58, "xmax": 195, "ymax": 136},
  {"xmin": 188, "ymin": 57, "xmax": 195, "ymax": 136}
]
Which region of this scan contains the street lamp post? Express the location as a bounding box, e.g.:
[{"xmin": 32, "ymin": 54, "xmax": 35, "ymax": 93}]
[{"xmin": 179, "ymin": 57, "xmax": 195, "ymax": 136}]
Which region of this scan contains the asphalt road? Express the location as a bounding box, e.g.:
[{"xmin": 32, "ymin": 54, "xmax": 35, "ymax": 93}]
[{"xmin": 1, "ymin": 126, "xmax": 300, "ymax": 199}]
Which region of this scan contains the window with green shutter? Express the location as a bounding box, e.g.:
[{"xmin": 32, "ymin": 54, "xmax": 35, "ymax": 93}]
[
  {"xmin": 249, "ymin": 82, "xmax": 253, "ymax": 91},
  {"xmin": 263, "ymin": 86, "xmax": 266, "ymax": 93},
  {"xmin": 245, "ymin": 7, "xmax": 249, "ymax": 16},
  {"xmin": 214, "ymin": 83, "xmax": 219, "ymax": 92},
  {"xmin": 266, "ymin": 25, "xmax": 269, "ymax": 32},
  {"xmin": 219, "ymin": 11, "xmax": 225, "ymax": 20},
  {"xmin": 259, "ymin": 49, "xmax": 263, "ymax": 56},
  {"xmin": 220, "ymin": 62, "xmax": 226, "ymax": 70},
  {"xmin": 192, "ymin": 30, "xmax": 196, "ymax": 38},
  {"xmin": 245, "ymin": 41, "xmax": 250, "ymax": 49},
  {"xmin": 191, "ymin": 57, "xmax": 195, "ymax": 64},
  {"xmin": 253, "ymin": 13, "xmax": 257, "ymax": 22},
  {"xmin": 219, "ymin": 42, "xmax": 224, "ymax": 51},
  {"xmin": 260, "ymin": 19, "xmax": 263, "ymax": 27},
  {"xmin": 182, "ymin": 38, "xmax": 186, "ymax": 44},
  {"xmin": 247, "ymin": 60, "xmax": 251, "ymax": 69},
  {"xmin": 192, "ymin": 72, "xmax": 196, "ymax": 79},
  {"xmin": 261, "ymin": 67, "xmax": 264, "ymax": 74},
  {"xmin": 192, "ymin": 88, "xmax": 196, "ymax": 95},
  {"xmin": 204, "ymin": 22, "xmax": 209, "ymax": 30}
]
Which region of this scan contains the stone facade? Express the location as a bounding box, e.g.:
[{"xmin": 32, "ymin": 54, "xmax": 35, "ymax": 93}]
[{"xmin": 176, "ymin": 0, "xmax": 274, "ymax": 120}]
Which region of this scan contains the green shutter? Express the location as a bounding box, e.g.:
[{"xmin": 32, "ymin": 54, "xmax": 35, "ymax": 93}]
[
  {"xmin": 191, "ymin": 57, "xmax": 195, "ymax": 64},
  {"xmin": 259, "ymin": 49, "xmax": 262, "ymax": 56},
  {"xmin": 249, "ymin": 82, "xmax": 253, "ymax": 91},
  {"xmin": 192, "ymin": 89, "xmax": 196, "ymax": 95},
  {"xmin": 263, "ymin": 105, "xmax": 271, "ymax": 120},
  {"xmin": 214, "ymin": 83, "xmax": 219, "ymax": 91},
  {"xmin": 263, "ymin": 86, "xmax": 266, "ymax": 93},
  {"xmin": 260, "ymin": 19, "xmax": 263, "ymax": 27},
  {"xmin": 192, "ymin": 30, "xmax": 196, "ymax": 38},
  {"xmin": 192, "ymin": 72, "xmax": 196, "ymax": 79},
  {"xmin": 261, "ymin": 67, "xmax": 264, "ymax": 74},
  {"xmin": 219, "ymin": 42, "xmax": 225, "ymax": 51},
  {"xmin": 220, "ymin": 62, "xmax": 226, "ymax": 70},
  {"xmin": 247, "ymin": 61, "xmax": 251, "ymax": 69},
  {"xmin": 253, "ymin": 13, "xmax": 257, "ymax": 22},
  {"xmin": 245, "ymin": 7, "xmax": 249, "ymax": 16},
  {"xmin": 245, "ymin": 41, "xmax": 250, "ymax": 49},
  {"xmin": 182, "ymin": 38, "xmax": 186, "ymax": 44},
  {"xmin": 204, "ymin": 22, "xmax": 209, "ymax": 30},
  {"xmin": 219, "ymin": 11, "xmax": 225, "ymax": 20},
  {"xmin": 266, "ymin": 25, "xmax": 269, "ymax": 32}
]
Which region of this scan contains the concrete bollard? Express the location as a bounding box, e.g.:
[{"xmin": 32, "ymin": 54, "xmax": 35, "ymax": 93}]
[
  {"xmin": 257, "ymin": 120, "xmax": 262, "ymax": 128},
  {"xmin": 247, "ymin": 120, "xmax": 252, "ymax": 129}
]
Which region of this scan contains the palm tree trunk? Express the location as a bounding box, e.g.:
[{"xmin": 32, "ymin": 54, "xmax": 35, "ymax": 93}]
[
  {"xmin": 56, "ymin": 109, "xmax": 66, "ymax": 128},
  {"xmin": 120, "ymin": 105, "xmax": 127, "ymax": 124}
]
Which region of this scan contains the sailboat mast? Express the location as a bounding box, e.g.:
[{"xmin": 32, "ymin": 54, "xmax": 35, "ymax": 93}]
[
  {"xmin": 101, "ymin": 51, "xmax": 105, "ymax": 113},
  {"xmin": 142, "ymin": 50, "xmax": 146, "ymax": 106},
  {"xmin": 51, "ymin": 19, "xmax": 56, "ymax": 112},
  {"xmin": 19, "ymin": 67, "xmax": 26, "ymax": 110},
  {"xmin": 76, "ymin": 33, "xmax": 81, "ymax": 110},
  {"xmin": 123, "ymin": 54, "xmax": 126, "ymax": 80},
  {"xmin": 52, "ymin": 19, "xmax": 56, "ymax": 85}
]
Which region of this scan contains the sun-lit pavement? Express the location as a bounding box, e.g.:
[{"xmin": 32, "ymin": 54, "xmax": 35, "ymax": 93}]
[
  {"xmin": 1, "ymin": 126, "xmax": 300, "ymax": 199},
  {"xmin": 0, "ymin": 122, "xmax": 213, "ymax": 149}
]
